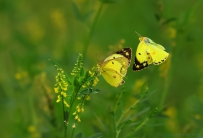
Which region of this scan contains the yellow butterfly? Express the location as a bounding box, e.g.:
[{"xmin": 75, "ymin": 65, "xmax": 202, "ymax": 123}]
[
  {"xmin": 98, "ymin": 48, "xmax": 132, "ymax": 87},
  {"xmin": 133, "ymin": 32, "xmax": 169, "ymax": 71}
]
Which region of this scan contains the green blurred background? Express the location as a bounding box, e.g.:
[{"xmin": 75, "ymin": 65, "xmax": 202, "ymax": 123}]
[{"xmin": 1, "ymin": 0, "xmax": 203, "ymax": 137}]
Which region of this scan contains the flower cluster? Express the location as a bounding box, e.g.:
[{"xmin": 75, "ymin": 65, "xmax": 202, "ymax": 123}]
[
  {"xmin": 82, "ymin": 70, "xmax": 99, "ymax": 88},
  {"xmin": 71, "ymin": 53, "xmax": 83, "ymax": 76},
  {"xmin": 54, "ymin": 68, "xmax": 69, "ymax": 107}
]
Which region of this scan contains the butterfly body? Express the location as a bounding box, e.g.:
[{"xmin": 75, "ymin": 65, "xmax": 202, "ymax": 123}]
[
  {"xmin": 99, "ymin": 48, "xmax": 132, "ymax": 87},
  {"xmin": 133, "ymin": 36, "xmax": 169, "ymax": 71}
]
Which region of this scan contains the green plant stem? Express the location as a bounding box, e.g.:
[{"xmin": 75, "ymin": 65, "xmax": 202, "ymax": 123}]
[
  {"xmin": 61, "ymin": 95, "xmax": 67, "ymax": 138},
  {"xmin": 71, "ymin": 127, "xmax": 75, "ymax": 138},
  {"xmin": 126, "ymin": 117, "xmax": 149, "ymax": 138},
  {"xmin": 68, "ymin": 86, "xmax": 82, "ymax": 120},
  {"xmin": 113, "ymin": 90, "xmax": 124, "ymax": 138},
  {"xmin": 115, "ymin": 128, "xmax": 121, "ymax": 138},
  {"xmin": 116, "ymin": 99, "xmax": 140, "ymax": 127},
  {"xmin": 83, "ymin": 2, "xmax": 104, "ymax": 61},
  {"xmin": 158, "ymin": 61, "xmax": 172, "ymax": 110},
  {"xmin": 70, "ymin": 96, "xmax": 86, "ymax": 138}
]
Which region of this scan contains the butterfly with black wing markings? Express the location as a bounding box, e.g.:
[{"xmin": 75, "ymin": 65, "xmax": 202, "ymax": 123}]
[
  {"xmin": 98, "ymin": 48, "xmax": 132, "ymax": 87},
  {"xmin": 133, "ymin": 32, "xmax": 169, "ymax": 71}
]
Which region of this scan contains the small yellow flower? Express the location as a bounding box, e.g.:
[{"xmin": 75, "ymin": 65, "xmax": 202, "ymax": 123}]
[
  {"xmin": 77, "ymin": 97, "xmax": 81, "ymax": 100},
  {"xmin": 77, "ymin": 118, "xmax": 81, "ymax": 122},
  {"xmin": 28, "ymin": 125, "xmax": 36, "ymax": 133},
  {"xmin": 89, "ymin": 70, "xmax": 92, "ymax": 75},
  {"xmin": 72, "ymin": 112, "xmax": 77, "ymax": 115},
  {"xmin": 61, "ymin": 92, "xmax": 67, "ymax": 97},
  {"xmin": 77, "ymin": 108, "xmax": 81, "ymax": 113},
  {"xmin": 82, "ymin": 85, "xmax": 86, "ymax": 88},
  {"xmin": 93, "ymin": 77, "xmax": 99, "ymax": 86},
  {"xmin": 15, "ymin": 73, "xmax": 22, "ymax": 80},
  {"xmin": 56, "ymin": 95, "xmax": 61, "ymax": 102},
  {"xmin": 54, "ymin": 87, "xmax": 59, "ymax": 93},
  {"xmin": 167, "ymin": 27, "xmax": 176, "ymax": 39},
  {"xmin": 62, "ymin": 87, "xmax": 67, "ymax": 91},
  {"xmin": 76, "ymin": 105, "xmax": 79, "ymax": 109},
  {"xmin": 64, "ymin": 100, "xmax": 70, "ymax": 107},
  {"xmin": 87, "ymin": 82, "xmax": 90, "ymax": 86},
  {"xmin": 75, "ymin": 115, "xmax": 79, "ymax": 120},
  {"xmin": 72, "ymin": 123, "xmax": 76, "ymax": 128},
  {"xmin": 81, "ymin": 108, "xmax": 84, "ymax": 112},
  {"xmin": 85, "ymin": 95, "xmax": 90, "ymax": 100}
]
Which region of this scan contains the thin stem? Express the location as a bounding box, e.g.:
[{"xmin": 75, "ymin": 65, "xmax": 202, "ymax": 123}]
[
  {"xmin": 67, "ymin": 85, "xmax": 82, "ymax": 121},
  {"xmin": 71, "ymin": 127, "xmax": 76, "ymax": 138},
  {"xmin": 159, "ymin": 78, "xmax": 170, "ymax": 109},
  {"xmin": 116, "ymin": 99, "xmax": 140, "ymax": 127},
  {"xmin": 70, "ymin": 96, "xmax": 86, "ymax": 138},
  {"xmin": 115, "ymin": 128, "xmax": 121, "ymax": 138},
  {"xmin": 126, "ymin": 117, "xmax": 149, "ymax": 138},
  {"xmin": 113, "ymin": 90, "xmax": 124, "ymax": 138},
  {"xmin": 61, "ymin": 95, "xmax": 67, "ymax": 138},
  {"xmin": 83, "ymin": 2, "xmax": 104, "ymax": 61},
  {"xmin": 159, "ymin": 60, "xmax": 172, "ymax": 109}
]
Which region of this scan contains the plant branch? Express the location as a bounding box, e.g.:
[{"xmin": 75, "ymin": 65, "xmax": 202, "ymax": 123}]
[
  {"xmin": 126, "ymin": 117, "xmax": 149, "ymax": 138},
  {"xmin": 116, "ymin": 99, "xmax": 140, "ymax": 127}
]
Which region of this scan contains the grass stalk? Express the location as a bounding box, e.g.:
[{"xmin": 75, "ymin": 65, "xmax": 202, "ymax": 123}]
[{"xmin": 83, "ymin": 2, "xmax": 104, "ymax": 61}]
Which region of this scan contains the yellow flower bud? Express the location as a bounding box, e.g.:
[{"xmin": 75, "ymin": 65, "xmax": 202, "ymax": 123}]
[
  {"xmin": 54, "ymin": 87, "xmax": 59, "ymax": 93},
  {"xmin": 56, "ymin": 95, "xmax": 61, "ymax": 102},
  {"xmin": 75, "ymin": 115, "xmax": 78, "ymax": 120},
  {"xmin": 85, "ymin": 95, "xmax": 90, "ymax": 100},
  {"xmin": 77, "ymin": 108, "xmax": 81, "ymax": 113},
  {"xmin": 64, "ymin": 100, "xmax": 70, "ymax": 107}
]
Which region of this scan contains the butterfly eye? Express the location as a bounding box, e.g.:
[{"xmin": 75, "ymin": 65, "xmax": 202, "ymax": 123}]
[
  {"xmin": 112, "ymin": 62, "xmax": 114, "ymax": 64},
  {"xmin": 138, "ymin": 53, "xmax": 141, "ymax": 55}
]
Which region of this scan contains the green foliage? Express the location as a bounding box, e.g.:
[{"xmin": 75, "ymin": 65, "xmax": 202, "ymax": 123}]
[
  {"xmin": 50, "ymin": 53, "xmax": 100, "ymax": 137},
  {"xmin": 1, "ymin": 0, "xmax": 203, "ymax": 138}
]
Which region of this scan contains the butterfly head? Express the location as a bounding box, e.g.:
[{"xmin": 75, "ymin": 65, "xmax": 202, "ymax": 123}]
[
  {"xmin": 139, "ymin": 36, "xmax": 145, "ymax": 42},
  {"xmin": 134, "ymin": 31, "xmax": 148, "ymax": 43}
]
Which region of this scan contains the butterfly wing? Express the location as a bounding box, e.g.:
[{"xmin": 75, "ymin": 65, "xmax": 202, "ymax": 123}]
[
  {"xmin": 99, "ymin": 48, "xmax": 132, "ymax": 87},
  {"xmin": 101, "ymin": 68, "xmax": 124, "ymax": 87},
  {"xmin": 133, "ymin": 37, "xmax": 169, "ymax": 71},
  {"xmin": 100, "ymin": 59, "xmax": 125, "ymax": 87},
  {"xmin": 147, "ymin": 44, "xmax": 169, "ymax": 65},
  {"xmin": 104, "ymin": 48, "xmax": 132, "ymax": 64},
  {"xmin": 133, "ymin": 40, "xmax": 149, "ymax": 71}
]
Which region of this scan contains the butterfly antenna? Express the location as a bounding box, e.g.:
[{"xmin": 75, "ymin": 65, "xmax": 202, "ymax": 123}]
[{"xmin": 134, "ymin": 31, "xmax": 142, "ymax": 37}]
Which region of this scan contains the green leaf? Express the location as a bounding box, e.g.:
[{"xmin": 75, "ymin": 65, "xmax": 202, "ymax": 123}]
[
  {"xmin": 71, "ymin": 1, "xmax": 82, "ymax": 21},
  {"xmin": 75, "ymin": 132, "xmax": 84, "ymax": 138},
  {"xmin": 118, "ymin": 120, "xmax": 140, "ymax": 130},
  {"xmin": 87, "ymin": 133, "xmax": 103, "ymax": 138},
  {"xmin": 74, "ymin": 76, "xmax": 80, "ymax": 87},
  {"xmin": 80, "ymin": 68, "xmax": 85, "ymax": 77},
  {"xmin": 94, "ymin": 113, "xmax": 108, "ymax": 134},
  {"xmin": 78, "ymin": 88, "xmax": 99, "ymax": 97},
  {"xmin": 82, "ymin": 10, "xmax": 94, "ymax": 22},
  {"xmin": 140, "ymin": 85, "xmax": 149, "ymax": 99},
  {"xmin": 149, "ymin": 107, "xmax": 159, "ymax": 118},
  {"xmin": 49, "ymin": 59, "xmax": 61, "ymax": 69}
]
